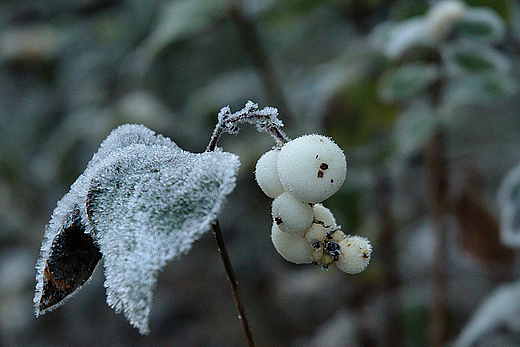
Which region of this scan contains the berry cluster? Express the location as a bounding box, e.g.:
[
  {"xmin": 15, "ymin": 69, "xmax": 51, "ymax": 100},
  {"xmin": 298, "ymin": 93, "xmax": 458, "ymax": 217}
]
[{"xmin": 255, "ymin": 134, "xmax": 372, "ymax": 273}]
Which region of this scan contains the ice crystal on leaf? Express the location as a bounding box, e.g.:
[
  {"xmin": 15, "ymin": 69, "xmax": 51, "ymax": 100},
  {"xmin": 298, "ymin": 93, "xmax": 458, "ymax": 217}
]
[{"xmin": 34, "ymin": 124, "xmax": 240, "ymax": 334}]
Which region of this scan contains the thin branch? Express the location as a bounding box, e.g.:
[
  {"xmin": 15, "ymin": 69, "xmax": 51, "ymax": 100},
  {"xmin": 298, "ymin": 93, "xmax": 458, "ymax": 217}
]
[
  {"xmin": 229, "ymin": 4, "xmax": 293, "ymax": 122},
  {"xmin": 427, "ymin": 128, "xmax": 448, "ymax": 347},
  {"xmin": 207, "ymin": 101, "xmax": 289, "ymax": 152},
  {"xmin": 206, "ymin": 101, "xmax": 290, "ymax": 346},
  {"xmin": 375, "ymin": 172, "xmax": 402, "ymax": 347},
  {"xmin": 211, "ymin": 220, "xmax": 255, "ymax": 347}
]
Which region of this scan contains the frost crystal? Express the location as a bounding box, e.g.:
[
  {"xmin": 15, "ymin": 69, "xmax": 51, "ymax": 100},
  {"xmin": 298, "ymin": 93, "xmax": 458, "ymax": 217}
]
[
  {"xmin": 208, "ymin": 101, "xmax": 289, "ymax": 149},
  {"xmin": 34, "ymin": 124, "xmax": 240, "ymax": 334},
  {"xmin": 498, "ymin": 163, "xmax": 520, "ymax": 248}
]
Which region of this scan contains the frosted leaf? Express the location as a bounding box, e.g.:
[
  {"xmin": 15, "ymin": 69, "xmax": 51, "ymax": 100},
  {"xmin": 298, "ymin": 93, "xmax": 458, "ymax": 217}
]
[
  {"xmin": 452, "ymin": 280, "xmax": 520, "ymax": 347},
  {"xmin": 441, "ymin": 42, "xmax": 511, "ymax": 77},
  {"xmin": 425, "ymin": 1, "xmax": 466, "ymax": 41},
  {"xmin": 34, "ymin": 124, "xmax": 240, "ymax": 335},
  {"xmin": 498, "ymin": 162, "xmax": 520, "ymax": 248},
  {"xmin": 382, "ymin": 18, "xmax": 429, "ymax": 60}
]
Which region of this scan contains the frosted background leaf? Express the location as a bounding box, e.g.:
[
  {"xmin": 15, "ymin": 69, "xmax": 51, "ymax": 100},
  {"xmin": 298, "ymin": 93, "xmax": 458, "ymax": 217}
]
[
  {"xmin": 34, "ymin": 124, "xmax": 240, "ymax": 335},
  {"xmin": 452, "ymin": 280, "xmax": 520, "ymax": 347},
  {"xmin": 498, "ymin": 162, "xmax": 520, "ymax": 248}
]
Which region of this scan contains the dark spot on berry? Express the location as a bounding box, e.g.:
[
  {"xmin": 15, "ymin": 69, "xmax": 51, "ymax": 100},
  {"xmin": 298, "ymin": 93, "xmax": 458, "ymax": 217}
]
[
  {"xmin": 316, "ymin": 155, "xmax": 319, "ymax": 159},
  {"xmin": 325, "ymin": 241, "xmax": 341, "ymax": 260},
  {"xmin": 311, "ymin": 241, "xmax": 322, "ymax": 250},
  {"xmin": 320, "ymin": 163, "xmax": 328, "ymax": 170},
  {"xmin": 330, "ymin": 179, "xmax": 334, "ymax": 183},
  {"xmin": 275, "ymin": 217, "xmax": 283, "ymax": 225},
  {"xmin": 317, "ymin": 170, "xmax": 324, "ymax": 178},
  {"xmin": 363, "ymin": 252, "xmax": 369, "ymax": 258}
]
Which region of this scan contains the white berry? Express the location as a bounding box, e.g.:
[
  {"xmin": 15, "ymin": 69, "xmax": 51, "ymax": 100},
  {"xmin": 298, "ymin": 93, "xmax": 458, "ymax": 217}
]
[
  {"xmin": 336, "ymin": 236, "xmax": 372, "ymax": 274},
  {"xmin": 271, "ymin": 222, "xmax": 313, "ymax": 264},
  {"xmin": 272, "ymin": 192, "xmax": 314, "ymax": 235},
  {"xmin": 277, "ymin": 134, "xmax": 346, "ymax": 203},
  {"xmin": 312, "ymin": 203, "xmax": 337, "ymax": 228},
  {"xmin": 255, "ymin": 148, "xmax": 284, "ymax": 198},
  {"xmin": 304, "ymin": 223, "xmax": 327, "ymax": 244}
]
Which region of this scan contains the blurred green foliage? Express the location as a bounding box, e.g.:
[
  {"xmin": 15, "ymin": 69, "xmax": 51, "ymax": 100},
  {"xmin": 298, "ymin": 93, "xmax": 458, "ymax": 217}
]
[{"xmin": 1, "ymin": 0, "xmax": 520, "ymax": 346}]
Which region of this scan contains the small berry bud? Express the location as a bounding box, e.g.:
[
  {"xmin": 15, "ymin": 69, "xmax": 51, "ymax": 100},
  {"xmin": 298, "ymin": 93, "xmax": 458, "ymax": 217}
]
[
  {"xmin": 312, "ymin": 203, "xmax": 337, "ymax": 228},
  {"xmin": 310, "ymin": 240, "xmax": 324, "ymax": 263},
  {"xmin": 305, "ymin": 223, "xmax": 327, "ymax": 243}
]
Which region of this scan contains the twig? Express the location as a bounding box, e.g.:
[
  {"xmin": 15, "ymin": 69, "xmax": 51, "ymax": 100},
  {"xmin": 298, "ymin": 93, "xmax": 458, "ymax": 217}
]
[
  {"xmin": 205, "ymin": 102, "xmax": 290, "ymax": 346},
  {"xmin": 211, "ymin": 220, "xmax": 255, "ymax": 347},
  {"xmin": 427, "ymin": 128, "xmax": 448, "ymax": 347},
  {"xmin": 207, "ymin": 101, "xmax": 289, "ymax": 152},
  {"xmin": 229, "ymin": 4, "xmax": 293, "ymax": 122},
  {"xmin": 375, "ymin": 172, "xmax": 402, "ymax": 347}
]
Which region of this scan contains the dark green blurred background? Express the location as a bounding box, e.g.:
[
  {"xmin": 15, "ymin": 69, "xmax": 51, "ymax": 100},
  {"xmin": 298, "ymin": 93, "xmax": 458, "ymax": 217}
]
[{"xmin": 2, "ymin": 0, "xmax": 520, "ymax": 346}]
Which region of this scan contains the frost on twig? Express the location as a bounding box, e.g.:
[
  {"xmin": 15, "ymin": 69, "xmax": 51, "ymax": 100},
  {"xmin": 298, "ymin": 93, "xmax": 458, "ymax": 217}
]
[
  {"xmin": 34, "ymin": 124, "xmax": 240, "ymax": 335},
  {"xmin": 207, "ymin": 100, "xmax": 290, "ymax": 151}
]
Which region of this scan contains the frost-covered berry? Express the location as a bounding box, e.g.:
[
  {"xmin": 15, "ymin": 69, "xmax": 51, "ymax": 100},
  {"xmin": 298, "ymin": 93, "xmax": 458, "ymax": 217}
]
[
  {"xmin": 312, "ymin": 204, "xmax": 337, "ymax": 228},
  {"xmin": 328, "ymin": 229, "xmax": 346, "ymax": 243},
  {"xmin": 272, "ymin": 192, "xmax": 314, "ymax": 235},
  {"xmin": 271, "ymin": 222, "xmax": 313, "ymax": 264},
  {"xmin": 336, "ymin": 236, "xmax": 372, "ymax": 274},
  {"xmin": 255, "ymin": 148, "xmax": 284, "ymax": 198},
  {"xmin": 305, "ymin": 224, "xmax": 327, "ymax": 265},
  {"xmin": 305, "ymin": 219, "xmax": 345, "ymax": 242},
  {"xmin": 277, "ymin": 134, "xmax": 346, "ymax": 203},
  {"xmin": 305, "ymin": 223, "xmax": 326, "ymax": 244}
]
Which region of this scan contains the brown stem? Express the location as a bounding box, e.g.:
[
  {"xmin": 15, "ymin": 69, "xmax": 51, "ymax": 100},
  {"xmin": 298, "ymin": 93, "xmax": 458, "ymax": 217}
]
[
  {"xmin": 427, "ymin": 128, "xmax": 448, "ymax": 347},
  {"xmin": 211, "ymin": 220, "xmax": 255, "ymax": 347},
  {"xmin": 375, "ymin": 172, "xmax": 402, "ymax": 347},
  {"xmin": 230, "ymin": 5, "xmax": 293, "ymax": 122}
]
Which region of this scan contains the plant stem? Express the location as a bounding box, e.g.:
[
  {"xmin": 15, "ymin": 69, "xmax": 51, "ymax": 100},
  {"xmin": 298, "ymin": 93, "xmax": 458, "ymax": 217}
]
[
  {"xmin": 375, "ymin": 172, "xmax": 402, "ymax": 347},
  {"xmin": 206, "ymin": 101, "xmax": 289, "ymax": 346},
  {"xmin": 229, "ymin": 4, "xmax": 293, "ymax": 122},
  {"xmin": 427, "ymin": 128, "xmax": 448, "ymax": 347},
  {"xmin": 211, "ymin": 220, "xmax": 255, "ymax": 347}
]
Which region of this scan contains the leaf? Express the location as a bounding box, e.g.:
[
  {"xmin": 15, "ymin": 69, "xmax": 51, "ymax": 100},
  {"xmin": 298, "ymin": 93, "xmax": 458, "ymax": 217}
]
[
  {"xmin": 142, "ymin": 0, "xmax": 232, "ymax": 57},
  {"xmin": 452, "ymin": 280, "xmax": 520, "ymax": 347},
  {"xmin": 441, "ymin": 42, "xmax": 511, "ymax": 77},
  {"xmin": 393, "ymin": 99, "xmax": 438, "ymax": 156},
  {"xmin": 34, "ymin": 124, "xmax": 240, "ymax": 334},
  {"xmin": 498, "ymin": 163, "xmax": 520, "ymax": 248},
  {"xmin": 378, "ymin": 62, "xmax": 440, "ymax": 103},
  {"xmin": 456, "ymin": 7, "xmax": 506, "ymax": 44},
  {"xmin": 441, "ymin": 74, "xmax": 518, "ymax": 109},
  {"xmin": 34, "ymin": 204, "xmax": 102, "ymax": 314},
  {"xmin": 377, "ymin": 18, "xmax": 430, "ymax": 60}
]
